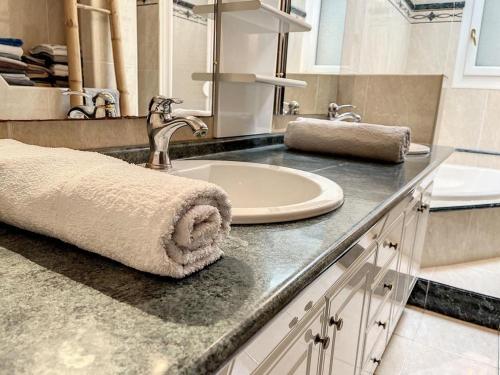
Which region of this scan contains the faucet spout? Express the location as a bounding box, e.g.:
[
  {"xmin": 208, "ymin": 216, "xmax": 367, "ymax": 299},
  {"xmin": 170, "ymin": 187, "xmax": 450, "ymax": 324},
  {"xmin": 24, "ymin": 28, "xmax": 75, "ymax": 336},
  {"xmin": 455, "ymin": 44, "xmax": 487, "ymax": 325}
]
[{"xmin": 146, "ymin": 106, "xmax": 208, "ymax": 171}]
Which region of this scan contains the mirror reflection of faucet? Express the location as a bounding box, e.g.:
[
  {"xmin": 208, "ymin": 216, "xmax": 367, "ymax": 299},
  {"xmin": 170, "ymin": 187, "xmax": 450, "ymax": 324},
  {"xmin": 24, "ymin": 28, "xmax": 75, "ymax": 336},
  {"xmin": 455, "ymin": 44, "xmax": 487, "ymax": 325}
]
[
  {"xmin": 63, "ymin": 90, "xmax": 119, "ymax": 119},
  {"xmin": 328, "ymin": 103, "xmax": 362, "ymax": 123}
]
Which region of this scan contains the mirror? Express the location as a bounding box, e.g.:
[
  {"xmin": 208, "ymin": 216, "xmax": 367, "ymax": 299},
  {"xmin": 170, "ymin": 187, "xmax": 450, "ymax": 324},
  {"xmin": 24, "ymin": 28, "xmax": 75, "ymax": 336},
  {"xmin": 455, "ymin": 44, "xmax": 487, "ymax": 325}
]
[{"xmin": 0, "ymin": 0, "xmax": 215, "ymax": 120}]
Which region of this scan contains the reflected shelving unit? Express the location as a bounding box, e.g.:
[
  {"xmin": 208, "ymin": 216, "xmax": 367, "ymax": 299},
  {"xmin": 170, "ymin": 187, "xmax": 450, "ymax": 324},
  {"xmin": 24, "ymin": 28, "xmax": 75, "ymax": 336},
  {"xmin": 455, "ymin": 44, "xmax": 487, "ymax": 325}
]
[{"xmin": 193, "ymin": 0, "xmax": 311, "ymax": 137}]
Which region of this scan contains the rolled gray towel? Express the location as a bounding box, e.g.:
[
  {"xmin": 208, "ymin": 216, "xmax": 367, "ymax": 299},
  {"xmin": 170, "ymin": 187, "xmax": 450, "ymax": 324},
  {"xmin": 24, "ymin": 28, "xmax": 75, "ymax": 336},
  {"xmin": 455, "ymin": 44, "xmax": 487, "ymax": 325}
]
[{"xmin": 284, "ymin": 118, "xmax": 411, "ymax": 163}]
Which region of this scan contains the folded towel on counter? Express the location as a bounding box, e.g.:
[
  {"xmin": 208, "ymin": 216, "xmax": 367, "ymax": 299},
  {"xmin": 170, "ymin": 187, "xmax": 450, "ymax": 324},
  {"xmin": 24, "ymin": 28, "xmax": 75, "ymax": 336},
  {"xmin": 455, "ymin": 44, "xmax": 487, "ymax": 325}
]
[
  {"xmin": 285, "ymin": 118, "xmax": 411, "ymax": 163},
  {"xmin": 0, "ymin": 140, "xmax": 232, "ymax": 278},
  {"xmin": 0, "ymin": 44, "xmax": 24, "ymax": 58},
  {"xmin": 0, "ymin": 38, "xmax": 23, "ymax": 47}
]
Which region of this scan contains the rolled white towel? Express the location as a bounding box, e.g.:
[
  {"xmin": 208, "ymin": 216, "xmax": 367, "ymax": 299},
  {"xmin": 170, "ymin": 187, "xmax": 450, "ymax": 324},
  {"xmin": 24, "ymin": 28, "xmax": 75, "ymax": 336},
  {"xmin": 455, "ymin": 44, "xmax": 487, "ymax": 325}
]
[
  {"xmin": 0, "ymin": 139, "xmax": 231, "ymax": 278},
  {"xmin": 285, "ymin": 118, "xmax": 411, "ymax": 163}
]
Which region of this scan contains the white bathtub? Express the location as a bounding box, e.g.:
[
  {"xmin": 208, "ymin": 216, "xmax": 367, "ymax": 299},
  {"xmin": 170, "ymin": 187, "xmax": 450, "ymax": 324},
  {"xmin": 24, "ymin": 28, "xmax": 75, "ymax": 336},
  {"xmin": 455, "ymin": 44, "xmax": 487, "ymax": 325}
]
[{"xmin": 431, "ymin": 164, "xmax": 500, "ymax": 208}]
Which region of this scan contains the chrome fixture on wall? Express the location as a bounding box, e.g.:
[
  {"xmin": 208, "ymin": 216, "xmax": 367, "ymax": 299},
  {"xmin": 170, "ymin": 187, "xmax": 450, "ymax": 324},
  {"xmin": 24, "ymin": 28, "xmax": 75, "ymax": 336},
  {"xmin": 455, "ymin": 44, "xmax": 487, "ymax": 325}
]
[{"xmin": 328, "ymin": 103, "xmax": 362, "ymax": 123}]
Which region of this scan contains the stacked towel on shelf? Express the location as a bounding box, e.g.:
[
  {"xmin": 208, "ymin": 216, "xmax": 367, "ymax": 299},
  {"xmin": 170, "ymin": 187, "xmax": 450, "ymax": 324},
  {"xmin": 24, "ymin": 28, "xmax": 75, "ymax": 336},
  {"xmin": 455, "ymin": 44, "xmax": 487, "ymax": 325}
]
[
  {"xmin": 285, "ymin": 118, "xmax": 411, "ymax": 163},
  {"xmin": 0, "ymin": 38, "xmax": 33, "ymax": 86},
  {"xmin": 0, "ymin": 140, "xmax": 232, "ymax": 278},
  {"xmin": 28, "ymin": 44, "xmax": 69, "ymax": 87},
  {"xmin": 0, "ymin": 38, "xmax": 23, "ymax": 47}
]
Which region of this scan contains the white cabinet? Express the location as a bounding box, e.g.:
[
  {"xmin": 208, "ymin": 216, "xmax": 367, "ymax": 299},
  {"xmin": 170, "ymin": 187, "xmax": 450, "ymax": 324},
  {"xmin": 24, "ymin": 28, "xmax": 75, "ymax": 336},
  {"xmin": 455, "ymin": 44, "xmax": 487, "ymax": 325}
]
[
  {"xmin": 217, "ymin": 178, "xmax": 433, "ymax": 375},
  {"xmin": 322, "ymin": 246, "xmax": 377, "ymax": 375}
]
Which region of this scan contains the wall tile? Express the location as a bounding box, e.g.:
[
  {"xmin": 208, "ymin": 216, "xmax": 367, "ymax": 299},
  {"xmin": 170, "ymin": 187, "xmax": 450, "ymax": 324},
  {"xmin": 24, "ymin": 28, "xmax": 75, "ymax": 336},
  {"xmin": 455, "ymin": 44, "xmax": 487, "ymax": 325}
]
[
  {"xmin": 436, "ymin": 88, "xmax": 488, "ymax": 149},
  {"xmin": 477, "ymin": 91, "xmax": 500, "ymax": 152},
  {"xmin": 0, "ymin": 122, "xmax": 10, "ymax": 139},
  {"xmin": 7, "ymin": 117, "xmax": 213, "ymax": 150},
  {"xmin": 337, "ymin": 75, "xmax": 369, "ymax": 116},
  {"xmin": 314, "ymin": 75, "xmax": 338, "ymax": 114},
  {"xmin": 362, "ymin": 75, "xmax": 442, "ymax": 144},
  {"xmin": 284, "ymin": 74, "xmax": 319, "ymax": 115},
  {"xmin": 422, "ymin": 210, "xmax": 473, "ymax": 268}
]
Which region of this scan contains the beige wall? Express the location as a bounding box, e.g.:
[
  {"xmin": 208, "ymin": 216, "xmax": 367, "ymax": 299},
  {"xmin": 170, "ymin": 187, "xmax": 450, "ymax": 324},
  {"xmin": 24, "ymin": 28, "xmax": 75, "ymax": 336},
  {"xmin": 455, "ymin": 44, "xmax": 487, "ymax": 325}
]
[
  {"xmin": 285, "ymin": 74, "xmax": 338, "ymax": 115},
  {"xmin": 281, "ymin": 74, "xmax": 443, "ymax": 145},
  {"xmin": 0, "ymin": 117, "xmax": 214, "ymax": 150},
  {"xmin": 341, "ymin": 0, "xmax": 410, "ymax": 75}
]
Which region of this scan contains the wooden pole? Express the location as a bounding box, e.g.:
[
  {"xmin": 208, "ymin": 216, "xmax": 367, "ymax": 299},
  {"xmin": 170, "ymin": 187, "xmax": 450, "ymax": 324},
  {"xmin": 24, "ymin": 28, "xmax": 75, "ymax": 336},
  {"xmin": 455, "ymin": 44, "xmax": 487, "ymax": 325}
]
[
  {"xmin": 64, "ymin": 0, "xmax": 84, "ymax": 106},
  {"xmin": 108, "ymin": 0, "xmax": 132, "ymax": 116}
]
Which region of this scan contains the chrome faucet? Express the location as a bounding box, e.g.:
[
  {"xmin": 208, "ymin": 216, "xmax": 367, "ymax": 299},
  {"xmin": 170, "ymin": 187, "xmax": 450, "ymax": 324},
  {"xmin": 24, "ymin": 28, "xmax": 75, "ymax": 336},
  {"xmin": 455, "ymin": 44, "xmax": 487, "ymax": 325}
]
[
  {"xmin": 64, "ymin": 90, "xmax": 118, "ymax": 119},
  {"xmin": 328, "ymin": 103, "xmax": 362, "ymax": 123},
  {"xmin": 146, "ymin": 96, "xmax": 208, "ymax": 171}
]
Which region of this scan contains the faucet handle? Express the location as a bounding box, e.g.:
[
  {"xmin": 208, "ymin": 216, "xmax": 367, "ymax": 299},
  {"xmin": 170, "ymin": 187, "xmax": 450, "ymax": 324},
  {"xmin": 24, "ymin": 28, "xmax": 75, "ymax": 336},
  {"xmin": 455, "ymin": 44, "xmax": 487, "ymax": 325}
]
[
  {"xmin": 328, "ymin": 103, "xmax": 356, "ymax": 114},
  {"xmin": 148, "ymin": 96, "xmax": 183, "ymax": 118}
]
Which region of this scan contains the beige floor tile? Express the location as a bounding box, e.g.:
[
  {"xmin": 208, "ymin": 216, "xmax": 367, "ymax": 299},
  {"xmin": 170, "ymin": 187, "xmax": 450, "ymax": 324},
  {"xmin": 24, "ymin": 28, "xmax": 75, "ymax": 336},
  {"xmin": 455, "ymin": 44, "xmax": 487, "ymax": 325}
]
[
  {"xmin": 400, "ymin": 341, "xmax": 497, "ymax": 375},
  {"xmin": 413, "ymin": 311, "xmax": 499, "ymax": 367},
  {"xmin": 394, "ymin": 307, "xmax": 425, "ymax": 340}
]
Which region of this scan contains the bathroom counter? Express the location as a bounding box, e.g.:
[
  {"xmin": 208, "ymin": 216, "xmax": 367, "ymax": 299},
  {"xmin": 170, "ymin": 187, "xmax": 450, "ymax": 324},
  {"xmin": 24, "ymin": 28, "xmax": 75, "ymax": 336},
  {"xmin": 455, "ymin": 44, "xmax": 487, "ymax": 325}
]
[{"xmin": 0, "ymin": 145, "xmax": 453, "ymax": 375}]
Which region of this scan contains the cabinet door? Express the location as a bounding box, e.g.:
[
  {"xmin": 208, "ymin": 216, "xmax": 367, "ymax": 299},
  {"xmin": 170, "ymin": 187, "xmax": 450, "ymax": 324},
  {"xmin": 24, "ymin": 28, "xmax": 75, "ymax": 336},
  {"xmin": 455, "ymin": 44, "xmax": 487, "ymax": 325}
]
[
  {"xmin": 255, "ymin": 303, "xmax": 327, "ymax": 375},
  {"xmin": 409, "ymin": 181, "xmax": 433, "ymax": 287},
  {"xmin": 322, "ymin": 248, "xmax": 376, "ymax": 375},
  {"xmin": 399, "ymin": 198, "xmax": 420, "ymax": 299}
]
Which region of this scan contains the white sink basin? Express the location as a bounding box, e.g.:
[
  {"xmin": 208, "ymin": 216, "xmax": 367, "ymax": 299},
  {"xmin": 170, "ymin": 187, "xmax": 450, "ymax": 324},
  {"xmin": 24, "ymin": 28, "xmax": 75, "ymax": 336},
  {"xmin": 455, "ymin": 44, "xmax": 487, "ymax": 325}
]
[{"xmin": 171, "ymin": 160, "xmax": 344, "ymax": 224}]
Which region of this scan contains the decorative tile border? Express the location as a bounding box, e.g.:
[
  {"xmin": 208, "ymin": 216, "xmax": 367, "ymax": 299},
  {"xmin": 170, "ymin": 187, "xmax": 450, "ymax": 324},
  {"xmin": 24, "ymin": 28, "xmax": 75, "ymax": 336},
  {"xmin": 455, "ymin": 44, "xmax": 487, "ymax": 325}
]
[
  {"xmin": 409, "ymin": 278, "xmax": 500, "ymax": 330},
  {"xmin": 389, "ymin": 0, "xmax": 464, "ymax": 23}
]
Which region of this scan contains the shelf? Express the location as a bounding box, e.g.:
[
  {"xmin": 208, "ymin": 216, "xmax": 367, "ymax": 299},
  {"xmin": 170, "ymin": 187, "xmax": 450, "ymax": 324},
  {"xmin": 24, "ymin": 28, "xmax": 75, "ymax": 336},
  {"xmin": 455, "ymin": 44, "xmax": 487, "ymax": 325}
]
[
  {"xmin": 192, "ymin": 72, "xmax": 307, "ymax": 88},
  {"xmin": 193, "ymin": 0, "xmax": 311, "ymax": 33}
]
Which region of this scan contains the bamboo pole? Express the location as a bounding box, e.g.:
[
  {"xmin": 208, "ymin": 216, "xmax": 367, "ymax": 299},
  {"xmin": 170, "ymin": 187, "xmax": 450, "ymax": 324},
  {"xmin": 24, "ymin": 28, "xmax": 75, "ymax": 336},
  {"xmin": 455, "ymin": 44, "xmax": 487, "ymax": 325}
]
[
  {"xmin": 108, "ymin": 0, "xmax": 132, "ymax": 116},
  {"xmin": 63, "ymin": 0, "xmax": 84, "ymax": 107},
  {"xmin": 76, "ymin": 3, "xmax": 111, "ymax": 15}
]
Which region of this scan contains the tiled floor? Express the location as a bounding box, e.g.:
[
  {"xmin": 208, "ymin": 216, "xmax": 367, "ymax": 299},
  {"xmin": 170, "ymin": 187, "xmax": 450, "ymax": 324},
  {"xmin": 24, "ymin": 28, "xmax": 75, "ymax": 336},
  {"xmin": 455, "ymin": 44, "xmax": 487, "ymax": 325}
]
[
  {"xmin": 420, "ymin": 257, "xmax": 500, "ymax": 299},
  {"xmin": 378, "ymin": 307, "xmax": 500, "ymax": 375}
]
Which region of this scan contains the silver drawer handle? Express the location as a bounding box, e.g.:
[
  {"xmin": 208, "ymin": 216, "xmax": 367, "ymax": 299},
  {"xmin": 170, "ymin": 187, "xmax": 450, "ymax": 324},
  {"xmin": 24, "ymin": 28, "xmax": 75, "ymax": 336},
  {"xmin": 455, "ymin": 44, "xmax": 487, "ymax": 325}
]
[
  {"xmin": 372, "ymin": 358, "xmax": 382, "ymax": 365},
  {"xmin": 383, "ymin": 283, "xmax": 393, "ymax": 291},
  {"xmin": 314, "ymin": 334, "xmax": 330, "ymax": 349},
  {"xmin": 329, "ymin": 316, "xmax": 344, "ymax": 330},
  {"xmin": 376, "ymin": 320, "xmax": 387, "ymax": 329},
  {"xmin": 383, "ymin": 241, "xmax": 398, "ymax": 249},
  {"xmin": 417, "ymin": 203, "xmax": 429, "ymax": 212}
]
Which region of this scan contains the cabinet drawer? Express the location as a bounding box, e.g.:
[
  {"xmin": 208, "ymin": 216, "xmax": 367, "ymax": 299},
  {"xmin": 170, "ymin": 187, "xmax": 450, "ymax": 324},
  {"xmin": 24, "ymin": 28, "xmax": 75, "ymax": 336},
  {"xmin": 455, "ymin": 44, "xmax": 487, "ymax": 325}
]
[
  {"xmin": 379, "ymin": 194, "xmax": 412, "ymax": 237},
  {"xmin": 363, "ymin": 291, "xmax": 391, "ymax": 367},
  {"xmin": 368, "ymin": 254, "xmax": 398, "ymax": 327},
  {"xmin": 362, "ymin": 329, "xmax": 386, "ymax": 375},
  {"xmin": 254, "ymin": 303, "xmax": 326, "ymax": 375},
  {"xmin": 377, "ymin": 213, "xmax": 404, "ymax": 268}
]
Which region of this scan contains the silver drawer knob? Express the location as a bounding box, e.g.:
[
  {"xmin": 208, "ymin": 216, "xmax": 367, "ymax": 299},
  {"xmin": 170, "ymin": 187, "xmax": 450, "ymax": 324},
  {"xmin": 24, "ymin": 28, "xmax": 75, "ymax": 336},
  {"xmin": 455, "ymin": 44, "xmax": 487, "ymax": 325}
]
[
  {"xmin": 329, "ymin": 316, "xmax": 344, "ymax": 330},
  {"xmin": 383, "ymin": 283, "xmax": 393, "ymax": 291},
  {"xmin": 417, "ymin": 203, "xmax": 429, "ymax": 212},
  {"xmin": 372, "ymin": 358, "xmax": 382, "ymax": 365},
  {"xmin": 383, "ymin": 241, "xmax": 398, "ymax": 249},
  {"xmin": 376, "ymin": 320, "xmax": 387, "ymax": 329},
  {"xmin": 314, "ymin": 334, "xmax": 330, "ymax": 349}
]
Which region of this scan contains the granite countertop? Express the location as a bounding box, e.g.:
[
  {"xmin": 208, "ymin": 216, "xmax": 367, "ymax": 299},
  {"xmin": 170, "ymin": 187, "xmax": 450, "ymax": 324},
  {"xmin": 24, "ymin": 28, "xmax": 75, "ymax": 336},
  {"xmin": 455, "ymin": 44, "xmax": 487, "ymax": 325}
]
[{"xmin": 0, "ymin": 144, "xmax": 453, "ymax": 375}]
